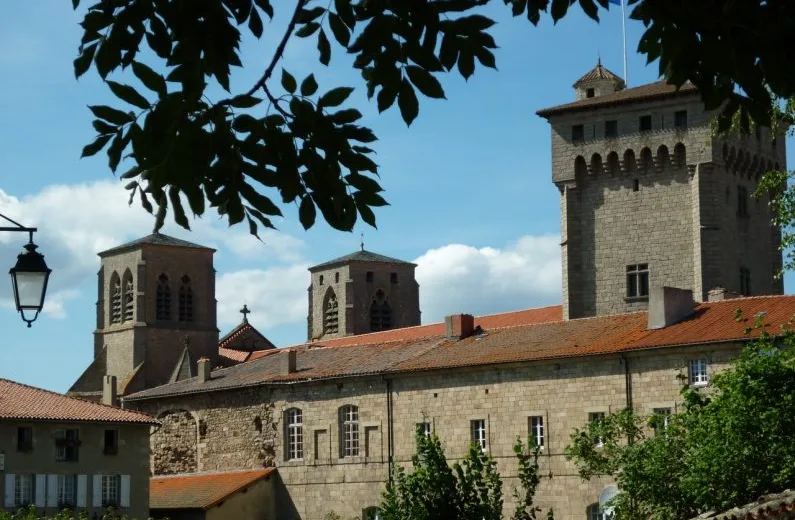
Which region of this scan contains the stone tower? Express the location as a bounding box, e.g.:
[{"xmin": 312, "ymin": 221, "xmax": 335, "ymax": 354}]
[
  {"xmin": 537, "ymin": 62, "xmax": 785, "ymax": 320},
  {"xmin": 70, "ymin": 233, "xmax": 219, "ymax": 399},
  {"xmin": 307, "ymin": 249, "xmax": 421, "ymax": 340}
]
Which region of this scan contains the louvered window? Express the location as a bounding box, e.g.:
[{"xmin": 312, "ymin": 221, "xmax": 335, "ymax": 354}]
[
  {"xmin": 110, "ymin": 273, "xmax": 122, "ymax": 324},
  {"xmin": 324, "ymin": 291, "xmax": 339, "ymax": 334},
  {"xmin": 178, "ymin": 275, "xmax": 194, "ymax": 322},
  {"xmin": 156, "ymin": 273, "xmax": 171, "ymax": 320}
]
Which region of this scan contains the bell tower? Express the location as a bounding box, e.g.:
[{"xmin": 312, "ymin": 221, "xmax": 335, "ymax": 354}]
[
  {"xmin": 307, "ymin": 249, "xmax": 421, "ymax": 341},
  {"xmin": 70, "ymin": 233, "xmax": 219, "ymax": 399}
]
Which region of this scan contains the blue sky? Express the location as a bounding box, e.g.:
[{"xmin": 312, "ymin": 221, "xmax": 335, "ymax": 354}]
[{"xmin": 0, "ymin": 2, "xmax": 791, "ymax": 393}]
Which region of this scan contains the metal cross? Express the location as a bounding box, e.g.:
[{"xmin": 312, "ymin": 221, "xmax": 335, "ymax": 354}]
[{"xmin": 240, "ymin": 304, "xmax": 251, "ymax": 322}]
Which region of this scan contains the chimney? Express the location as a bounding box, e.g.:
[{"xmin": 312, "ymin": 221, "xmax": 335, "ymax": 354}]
[
  {"xmin": 707, "ymin": 287, "xmax": 742, "ymax": 302},
  {"xmin": 648, "ymin": 287, "xmax": 694, "ymax": 329},
  {"xmin": 281, "ymin": 350, "xmax": 297, "ymax": 376},
  {"xmin": 101, "ymin": 375, "xmax": 118, "ymax": 407},
  {"xmin": 197, "ymin": 357, "xmax": 211, "ymax": 383},
  {"xmin": 445, "ymin": 314, "xmax": 475, "ymax": 339}
]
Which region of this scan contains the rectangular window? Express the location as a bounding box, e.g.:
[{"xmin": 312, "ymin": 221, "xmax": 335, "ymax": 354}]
[
  {"xmin": 390, "ymin": 272, "xmax": 398, "ymax": 284},
  {"xmin": 586, "ymin": 87, "xmax": 595, "ymax": 98},
  {"xmin": 572, "ymin": 124, "xmax": 585, "ymax": 142},
  {"xmin": 589, "ymin": 412, "xmax": 606, "ymax": 447},
  {"xmin": 689, "ymin": 359, "xmax": 708, "ymax": 386},
  {"xmin": 740, "ymin": 267, "xmax": 751, "ymax": 296},
  {"xmin": 416, "ymin": 421, "xmax": 431, "ymax": 438},
  {"xmin": 737, "ymin": 185, "xmax": 749, "ymax": 217},
  {"xmin": 104, "ymin": 429, "xmax": 118, "ymax": 456},
  {"xmin": 101, "ymin": 475, "xmax": 120, "ymax": 506},
  {"xmin": 17, "ymin": 427, "xmax": 33, "ymax": 452},
  {"xmin": 652, "ymin": 408, "xmax": 671, "ymax": 435},
  {"xmin": 529, "ymin": 416, "xmax": 544, "ymax": 449},
  {"xmin": 639, "ymin": 115, "xmax": 652, "ymax": 132},
  {"xmin": 286, "ymin": 408, "xmax": 304, "ymax": 460},
  {"xmin": 57, "ymin": 475, "xmax": 76, "ymax": 508},
  {"xmin": 342, "ymin": 405, "xmax": 359, "ymax": 458},
  {"xmin": 14, "ymin": 474, "xmax": 33, "ymax": 507},
  {"xmin": 470, "ymin": 419, "xmax": 487, "ymax": 451},
  {"xmin": 605, "ymin": 120, "xmax": 618, "ymax": 138},
  {"xmin": 365, "ymin": 271, "xmax": 373, "ymax": 283},
  {"xmin": 626, "ymin": 264, "xmax": 650, "ymax": 298},
  {"xmin": 55, "ymin": 429, "xmax": 79, "ymax": 462},
  {"xmin": 674, "ymin": 110, "xmax": 688, "ymax": 129}
]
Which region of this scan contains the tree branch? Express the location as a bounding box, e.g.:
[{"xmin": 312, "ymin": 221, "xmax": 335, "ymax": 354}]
[
  {"xmin": 246, "ymin": 0, "xmax": 308, "ymax": 97},
  {"xmin": 264, "ymin": 84, "xmax": 291, "ymax": 118}
]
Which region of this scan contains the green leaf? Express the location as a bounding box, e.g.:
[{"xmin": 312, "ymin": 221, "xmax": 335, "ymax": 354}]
[
  {"xmin": 229, "ymin": 95, "xmax": 263, "ymax": 108},
  {"xmin": 132, "ymin": 61, "xmax": 167, "ymax": 98},
  {"xmin": 297, "ymin": 6, "xmax": 325, "ymax": 23},
  {"xmin": 298, "ymin": 196, "xmax": 316, "ymax": 229},
  {"xmin": 397, "ymin": 78, "xmax": 419, "ymax": 126},
  {"xmin": 74, "ymin": 42, "xmax": 97, "ymax": 78},
  {"xmin": 355, "ymin": 190, "xmax": 389, "ymax": 207},
  {"xmin": 318, "ymin": 28, "xmax": 331, "ymax": 65},
  {"xmin": 579, "ymin": 0, "xmax": 600, "ymax": 21},
  {"xmin": 551, "ymin": 0, "xmax": 572, "ymax": 22},
  {"xmin": 332, "ymin": 108, "xmax": 362, "ymax": 124},
  {"xmin": 89, "ymin": 105, "xmax": 133, "ymax": 125},
  {"xmin": 92, "ymin": 119, "xmax": 116, "ymax": 135},
  {"xmin": 139, "ymin": 189, "xmax": 153, "ymax": 214},
  {"xmin": 301, "ymin": 74, "xmax": 319, "ymax": 97},
  {"xmin": 377, "ymin": 83, "xmax": 399, "ymax": 112},
  {"xmin": 169, "ymin": 186, "xmax": 191, "ymax": 230},
  {"xmin": 329, "ymin": 13, "xmax": 350, "ymax": 47},
  {"xmin": 249, "ymin": 8, "xmax": 264, "ymax": 38},
  {"xmin": 406, "ymin": 66, "xmax": 446, "ymax": 99},
  {"xmin": 356, "ymin": 199, "xmax": 377, "ymax": 228},
  {"xmin": 281, "ymin": 69, "xmax": 297, "ymax": 94},
  {"xmin": 334, "ymin": 0, "xmax": 355, "ymax": 28},
  {"xmin": 439, "ymin": 34, "xmax": 459, "ymax": 71},
  {"xmin": 107, "ymin": 81, "xmax": 150, "ymax": 110},
  {"xmin": 80, "ymin": 133, "xmax": 112, "ymax": 158},
  {"xmin": 107, "ymin": 131, "xmax": 125, "ymax": 172},
  {"xmin": 296, "ymin": 21, "xmax": 321, "ymax": 38},
  {"xmin": 319, "ymin": 87, "xmax": 354, "ymax": 108},
  {"xmin": 457, "ymin": 50, "xmax": 475, "ymax": 80}
]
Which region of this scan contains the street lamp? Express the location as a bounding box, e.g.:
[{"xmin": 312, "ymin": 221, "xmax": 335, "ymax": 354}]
[{"xmin": 1, "ymin": 213, "xmax": 51, "ymax": 327}]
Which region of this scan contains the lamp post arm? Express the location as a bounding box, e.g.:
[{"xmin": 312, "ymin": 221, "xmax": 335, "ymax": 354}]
[{"xmin": 0, "ymin": 213, "xmax": 37, "ymax": 242}]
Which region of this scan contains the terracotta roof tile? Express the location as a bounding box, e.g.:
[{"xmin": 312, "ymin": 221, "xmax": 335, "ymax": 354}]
[
  {"xmin": 218, "ymin": 347, "xmax": 251, "ymax": 363},
  {"xmin": 537, "ymin": 80, "xmax": 698, "ymax": 117},
  {"xmin": 125, "ymin": 296, "xmax": 795, "ymax": 401},
  {"xmin": 150, "ymin": 469, "xmax": 274, "ymax": 510},
  {"xmin": 0, "ymin": 378, "xmax": 156, "ymax": 424}
]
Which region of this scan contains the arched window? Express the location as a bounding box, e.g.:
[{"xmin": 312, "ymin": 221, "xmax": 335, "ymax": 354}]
[
  {"xmin": 122, "ymin": 269, "xmax": 134, "ymax": 323},
  {"xmin": 109, "ymin": 271, "xmax": 122, "ymax": 324},
  {"xmin": 673, "ymin": 143, "xmax": 687, "ymax": 168},
  {"xmin": 323, "ymin": 289, "xmax": 339, "ymax": 334},
  {"xmin": 156, "ymin": 273, "xmax": 171, "ymax": 321},
  {"xmin": 370, "ymin": 290, "xmax": 392, "ymax": 332},
  {"xmin": 587, "ymin": 504, "xmax": 606, "ymax": 520},
  {"xmin": 178, "ymin": 275, "xmax": 194, "ymax": 322},
  {"xmin": 340, "ymin": 405, "xmax": 359, "ymax": 457},
  {"xmin": 285, "ymin": 408, "xmax": 303, "ymax": 460}
]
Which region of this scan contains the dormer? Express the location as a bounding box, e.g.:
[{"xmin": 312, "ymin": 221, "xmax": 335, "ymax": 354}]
[{"xmin": 573, "ymin": 60, "xmax": 625, "ymax": 101}]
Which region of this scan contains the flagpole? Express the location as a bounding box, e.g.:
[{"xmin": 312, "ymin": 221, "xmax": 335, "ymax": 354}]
[{"xmin": 621, "ymin": 0, "xmax": 628, "ymax": 86}]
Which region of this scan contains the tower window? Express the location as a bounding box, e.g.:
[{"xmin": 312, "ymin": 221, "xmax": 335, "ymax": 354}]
[
  {"xmin": 605, "ymin": 120, "xmax": 617, "ymax": 138},
  {"xmin": 740, "ymin": 267, "xmax": 751, "ymax": 296},
  {"xmin": 626, "ymin": 264, "xmax": 649, "ymax": 298},
  {"xmin": 674, "ymin": 110, "xmax": 688, "ymax": 129},
  {"xmin": 122, "ymin": 270, "xmax": 134, "ymax": 323},
  {"xmin": 366, "ymin": 271, "xmax": 373, "ymax": 282},
  {"xmin": 335, "ymin": 272, "xmax": 340, "ymax": 283},
  {"xmin": 110, "ymin": 272, "xmax": 122, "ymax": 324},
  {"xmin": 156, "ymin": 273, "xmax": 171, "ymax": 320},
  {"xmin": 737, "ymin": 185, "xmax": 749, "ymax": 217},
  {"xmin": 586, "ymin": 87, "xmax": 595, "ymax": 98},
  {"xmin": 324, "ymin": 290, "xmax": 339, "ymax": 334},
  {"xmin": 572, "ymin": 124, "xmax": 585, "ymax": 142},
  {"xmin": 639, "ymin": 115, "xmax": 652, "ymax": 132},
  {"xmin": 370, "ymin": 290, "xmax": 392, "ymax": 332},
  {"xmin": 319, "ymin": 275, "xmax": 324, "ymax": 285},
  {"xmin": 390, "ymin": 272, "xmax": 398, "ymax": 284},
  {"xmin": 178, "ymin": 275, "xmax": 194, "ymax": 322},
  {"xmin": 633, "ymin": 179, "xmax": 640, "ymax": 192}
]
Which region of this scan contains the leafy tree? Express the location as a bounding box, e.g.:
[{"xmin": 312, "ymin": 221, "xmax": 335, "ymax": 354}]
[
  {"xmin": 71, "ymin": 0, "xmax": 795, "ymax": 236},
  {"xmin": 565, "ymin": 320, "xmax": 795, "ymax": 520},
  {"xmin": 380, "ymin": 427, "xmax": 551, "ymax": 520}
]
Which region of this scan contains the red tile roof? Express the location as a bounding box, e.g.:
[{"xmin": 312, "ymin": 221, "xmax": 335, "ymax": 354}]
[
  {"xmin": 150, "ymin": 469, "xmax": 274, "ymax": 510},
  {"xmin": 125, "ymin": 296, "xmax": 795, "ymax": 401},
  {"xmin": 0, "ymin": 378, "xmax": 156, "ymax": 424},
  {"xmin": 536, "ymin": 80, "xmax": 698, "ymax": 117},
  {"xmin": 218, "ymin": 347, "xmax": 252, "ymax": 363}
]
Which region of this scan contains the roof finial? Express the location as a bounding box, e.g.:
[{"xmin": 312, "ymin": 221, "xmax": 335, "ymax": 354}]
[
  {"xmin": 360, "ymin": 232, "xmax": 365, "ymax": 252},
  {"xmin": 240, "ymin": 304, "xmax": 251, "ymax": 323},
  {"xmin": 597, "ymin": 52, "xmax": 601, "ymax": 67}
]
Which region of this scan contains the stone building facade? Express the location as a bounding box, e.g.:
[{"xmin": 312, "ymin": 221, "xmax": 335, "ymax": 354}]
[
  {"xmin": 537, "ymin": 64, "xmax": 785, "ymax": 319},
  {"xmin": 307, "ymin": 250, "xmax": 421, "ymax": 340}
]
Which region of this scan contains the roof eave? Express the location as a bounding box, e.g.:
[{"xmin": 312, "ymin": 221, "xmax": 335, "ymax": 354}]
[
  {"xmin": 308, "ymin": 259, "xmax": 417, "ymax": 272},
  {"xmin": 536, "ymin": 88, "xmax": 700, "ymax": 119}
]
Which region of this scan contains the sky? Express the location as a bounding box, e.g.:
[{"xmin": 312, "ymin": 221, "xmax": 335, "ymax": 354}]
[{"xmin": 0, "ymin": 2, "xmax": 792, "ymax": 394}]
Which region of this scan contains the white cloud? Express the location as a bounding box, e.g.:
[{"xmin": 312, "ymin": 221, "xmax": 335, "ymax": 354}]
[{"xmin": 414, "ymin": 235, "xmax": 562, "ymax": 323}]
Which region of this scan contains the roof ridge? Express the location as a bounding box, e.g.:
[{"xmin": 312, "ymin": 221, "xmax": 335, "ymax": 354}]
[{"xmin": 473, "ymin": 304, "xmax": 562, "ymax": 320}]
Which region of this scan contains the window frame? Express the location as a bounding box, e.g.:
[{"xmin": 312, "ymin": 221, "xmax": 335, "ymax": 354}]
[
  {"xmin": 341, "ymin": 405, "xmax": 360, "ymax": 458},
  {"xmin": 674, "ymin": 110, "xmax": 688, "ymax": 129},
  {"xmin": 639, "ymin": 115, "xmax": 652, "ymax": 132},
  {"xmin": 588, "ymin": 504, "xmax": 606, "ymax": 520},
  {"xmin": 57, "ymin": 474, "xmax": 77, "ymax": 509},
  {"xmin": 101, "ymin": 474, "xmax": 121, "ymax": 507},
  {"xmin": 14, "ymin": 474, "xmax": 33, "ymax": 507},
  {"xmin": 286, "ymin": 408, "xmax": 304, "ymax": 461},
  {"xmin": 17, "ymin": 426, "xmax": 33, "ymax": 452},
  {"xmin": 588, "ymin": 412, "xmax": 606, "ymax": 447},
  {"xmin": 626, "ymin": 264, "xmax": 650, "ymax": 299},
  {"xmin": 415, "ymin": 421, "xmax": 432, "ymax": 439},
  {"xmin": 470, "ymin": 419, "xmax": 487, "ymax": 451},
  {"xmin": 55, "ymin": 428, "xmax": 80, "ymax": 462},
  {"xmin": 529, "ymin": 416, "xmax": 545, "ymax": 449},
  {"xmin": 689, "ymin": 358, "xmax": 709, "ymax": 387},
  {"xmin": 586, "ymin": 87, "xmax": 595, "ymax": 98},
  {"xmin": 604, "ymin": 120, "xmax": 618, "ymax": 139},
  {"xmin": 572, "ymin": 124, "xmax": 585, "ymax": 142},
  {"xmin": 651, "ymin": 408, "xmax": 672, "ymax": 435},
  {"xmin": 104, "ymin": 429, "xmax": 119, "ymax": 456}
]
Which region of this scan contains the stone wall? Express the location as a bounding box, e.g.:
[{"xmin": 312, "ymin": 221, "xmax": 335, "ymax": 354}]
[
  {"xmin": 129, "ymin": 341, "xmax": 742, "ymax": 520},
  {"xmin": 152, "ymin": 410, "xmax": 198, "ymax": 475}
]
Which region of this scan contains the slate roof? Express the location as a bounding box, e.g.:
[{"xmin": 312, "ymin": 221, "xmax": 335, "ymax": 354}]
[
  {"xmin": 0, "ymin": 378, "xmax": 156, "ymax": 424},
  {"xmin": 150, "ymin": 469, "xmax": 274, "ymax": 510},
  {"xmin": 691, "ymin": 489, "xmax": 795, "ymax": 520},
  {"xmin": 125, "ymin": 296, "xmax": 795, "ymax": 402},
  {"xmin": 309, "ymin": 249, "xmax": 415, "ymax": 271},
  {"xmin": 573, "ymin": 62, "xmax": 625, "ymax": 88},
  {"xmin": 99, "ymin": 233, "xmax": 214, "ymax": 256},
  {"xmin": 537, "ymin": 80, "xmax": 699, "ymax": 118}
]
